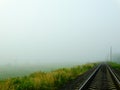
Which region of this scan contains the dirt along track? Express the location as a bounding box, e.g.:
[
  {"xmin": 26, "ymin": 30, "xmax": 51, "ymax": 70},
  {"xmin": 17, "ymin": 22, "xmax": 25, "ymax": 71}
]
[{"xmin": 61, "ymin": 63, "xmax": 120, "ymax": 90}]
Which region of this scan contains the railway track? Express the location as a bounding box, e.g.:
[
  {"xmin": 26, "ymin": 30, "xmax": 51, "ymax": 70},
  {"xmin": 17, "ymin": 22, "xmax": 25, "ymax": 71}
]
[{"xmin": 78, "ymin": 63, "xmax": 120, "ymax": 90}]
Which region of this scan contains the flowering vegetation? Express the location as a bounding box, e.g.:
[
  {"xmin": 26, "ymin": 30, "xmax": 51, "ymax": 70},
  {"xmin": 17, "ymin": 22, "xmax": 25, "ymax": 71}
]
[{"xmin": 0, "ymin": 63, "xmax": 96, "ymax": 90}]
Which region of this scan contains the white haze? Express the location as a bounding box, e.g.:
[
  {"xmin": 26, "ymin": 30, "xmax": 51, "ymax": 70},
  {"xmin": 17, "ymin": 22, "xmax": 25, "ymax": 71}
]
[{"xmin": 0, "ymin": 0, "xmax": 120, "ymax": 66}]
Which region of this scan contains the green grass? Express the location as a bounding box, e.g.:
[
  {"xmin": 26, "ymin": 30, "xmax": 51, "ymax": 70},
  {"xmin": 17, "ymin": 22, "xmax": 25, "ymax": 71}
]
[
  {"xmin": 0, "ymin": 63, "xmax": 97, "ymax": 90},
  {"xmin": 108, "ymin": 62, "xmax": 120, "ymax": 70},
  {"xmin": 0, "ymin": 63, "xmax": 84, "ymax": 80}
]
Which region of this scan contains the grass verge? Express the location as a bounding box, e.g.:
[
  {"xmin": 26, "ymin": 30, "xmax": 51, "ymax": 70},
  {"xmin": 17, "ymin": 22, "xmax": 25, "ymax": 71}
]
[
  {"xmin": 0, "ymin": 63, "xmax": 97, "ymax": 90},
  {"xmin": 108, "ymin": 62, "xmax": 120, "ymax": 70}
]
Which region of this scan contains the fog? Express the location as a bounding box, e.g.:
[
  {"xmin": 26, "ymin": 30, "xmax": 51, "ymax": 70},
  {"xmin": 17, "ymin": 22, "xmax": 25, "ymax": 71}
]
[{"xmin": 0, "ymin": 0, "xmax": 120, "ymax": 66}]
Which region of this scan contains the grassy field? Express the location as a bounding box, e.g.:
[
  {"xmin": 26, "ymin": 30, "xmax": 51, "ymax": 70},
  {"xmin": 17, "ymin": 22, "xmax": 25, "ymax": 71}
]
[
  {"xmin": 0, "ymin": 63, "xmax": 85, "ymax": 80},
  {"xmin": 0, "ymin": 63, "xmax": 97, "ymax": 90},
  {"xmin": 108, "ymin": 62, "xmax": 120, "ymax": 70}
]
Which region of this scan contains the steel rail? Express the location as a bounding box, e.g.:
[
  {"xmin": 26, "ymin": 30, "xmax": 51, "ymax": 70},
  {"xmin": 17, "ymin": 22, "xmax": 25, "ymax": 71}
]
[
  {"xmin": 79, "ymin": 63, "xmax": 120, "ymax": 90},
  {"xmin": 107, "ymin": 64, "xmax": 120, "ymax": 88},
  {"xmin": 79, "ymin": 64, "xmax": 101, "ymax": 90}
]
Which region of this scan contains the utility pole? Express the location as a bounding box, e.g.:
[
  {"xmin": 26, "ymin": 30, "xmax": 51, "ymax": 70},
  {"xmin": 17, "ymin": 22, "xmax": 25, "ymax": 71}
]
[{"xmin": 110, "ymin": 46, "xmax": 112, "ymax": 62}]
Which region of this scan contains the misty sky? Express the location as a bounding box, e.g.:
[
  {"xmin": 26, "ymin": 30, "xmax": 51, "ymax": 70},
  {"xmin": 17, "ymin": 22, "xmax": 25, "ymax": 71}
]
[{"xmin": 0, "ymin": 0, "xmax": 120, "ymax": 65}]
